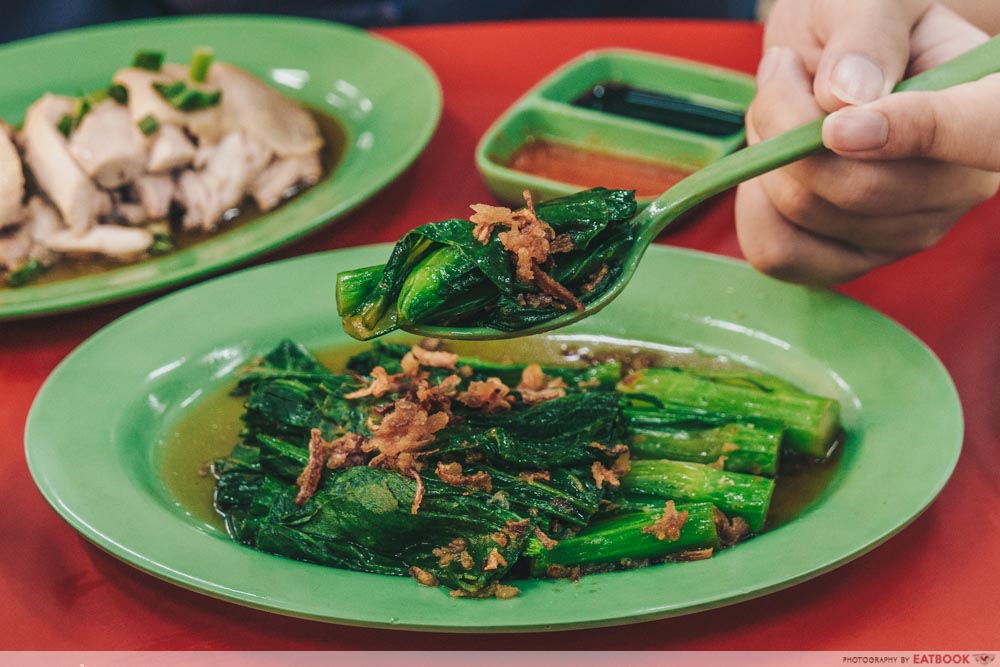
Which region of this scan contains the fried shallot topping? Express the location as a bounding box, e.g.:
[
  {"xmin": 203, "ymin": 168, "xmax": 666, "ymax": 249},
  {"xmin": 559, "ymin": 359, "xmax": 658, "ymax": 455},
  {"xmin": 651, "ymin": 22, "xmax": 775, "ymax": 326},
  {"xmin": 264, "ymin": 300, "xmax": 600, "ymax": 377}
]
[
  {"xmin": 409, "ymin": 566, "xmax": 439, "ymax": 587},
  {"xmin": 518, "ymin": 470, "xmax": 552, "ymax": 484},
  {"xmin": 515, "ymin": 292, "xmax": 560, "ymax": 310},
  {"xmin": 708, "ymin": 455, "xmax": 729, "ymax": 471},
  {"xmin": 470, "ymin": 191, "xmax": 581, "ymax": 311},
  {"xmin": 714, "ymin": 507, "xmax": 751, "ymax": 547},
  {"xmin": 549, "ymin": 233, "xmax": 574, "ymax": 254},
  {"xmin": 533, "ymin": 263, "xmax": 584, "ymax": 312},
  {"xmin": 365, "ymin": 398, "xmax": 449, "ymax": 473},
  {"xmin": 436, "ymin": 461, "xmax": 493, "ymax": 493},
  {"xmin": 408, "ymin": 344, "xmax": 459, "ymax": 369},
  {"xmin": 611, "ymin": 450, "xmax": 631, "ymax": 479},
  {"xmin": 408, "ymin": 468, "xmax": 426, "ymax": 515},
  {"xmin": 516, "ymin": 364, "xmax": 568, "ymax": 404},
  {"xmin": 580, "ymin": 264, "xmax": 610, "ymax": 295},
  {"xmin": 642, "ymin": 500, "xmax": 689, "ymax": 542},
  {"xmin": 504, "ymin": 518, "xmax": 531, "ymax": 539},
  {"xmin": 295, "ymin": 428, "xmax": 369, "ymax": 505},
  {"xmin": 344, "ymin": 366, "xmax": 405, "ymax": 399},
  {"xmin": 545, "ymin": 564, "xmax": 581, "ymax": 582},
  {"xmin": 294, "ymin": 428, "xmax": 331, "ymax": 506},
  {"xmin": 469, "ymin": 203, "xmax": 513, "ymax": 244},
  {"xmin": 591, "ymin": 460, "xmax": 623, "ymax": 489},
  {"xmin": 496, "ymin": 191, "xmax": 553, "ymax": 282},
  {"xmin": 673, "ymin": 548, "xmax": 714, "ymax": 562},
  {"xmin": 449, "ymin": 581, "xmax": 521, "ymax": 599},
  {"xmin": 532, "ymin": 525, "xmax": 558, "ymax": 551},
  {"xmin": 418, "ymin": 337, "xmax": 444, "ymax": 351},
  {"xmin": 590, "ymin": 441, "xmax": 630, "ymax": 457},
  {"xmin": 326, "ymin": 432, "xmax": 368, "ymax": 470},
  {"xmin": 457, "ymin": 377, "xmax": 514, "ymax": 413},
  {"xmin": 483, "ymin": 547, "xmax": 508, "ymax": 571},
  {"xmin": 433, "ymin": 538, "xmax": 475, "ymax": 570},
  {"xmin": 414, "ymin": 374, "xmax": 462, "ymax": 415}
]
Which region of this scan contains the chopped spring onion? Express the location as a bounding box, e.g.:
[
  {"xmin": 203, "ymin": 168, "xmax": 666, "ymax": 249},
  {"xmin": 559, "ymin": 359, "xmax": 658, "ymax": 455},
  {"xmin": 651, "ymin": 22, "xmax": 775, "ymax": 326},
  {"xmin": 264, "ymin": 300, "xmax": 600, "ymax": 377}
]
[
  {"xmin": 153, "ymin": 81, "xmax": 222, "ymax": 112},
  {"xmin": 148, "ymin": 233, "xmax": 176, "ymax": 256},
  {"xmin": 137, "ymin": 114, "xmax": 159, "ymax": 136},
  {"xmin": 189, "ymin": 47, "xmax": 214, "ymax": 83},
  {"xmin": 107, "ymin": 84, "xmax": 129, "ymax": 104},
  {"xmin": 6, "ymin": 259, "xmax": 47, "ymax": 287},
  {"xmin": 56, "ymin": 114, "xmax": 74, "ymax": 138},
  {"xmin": 133, "ymin": 50, "xmax": 164, "ymax": 71},
  {"xmin": 57, "ymin": 85, "xmax": 129, "ymax": 137},
  {"xmin": 73, "ymin": 96, "xmax": 92, "ymax": 120}
]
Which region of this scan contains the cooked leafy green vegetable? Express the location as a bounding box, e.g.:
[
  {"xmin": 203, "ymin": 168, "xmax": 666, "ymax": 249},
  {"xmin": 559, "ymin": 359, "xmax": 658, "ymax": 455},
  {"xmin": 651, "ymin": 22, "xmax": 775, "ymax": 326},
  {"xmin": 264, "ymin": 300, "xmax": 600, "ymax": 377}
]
[
  {"xmin": 623, "ymin": 406, "xmax": 783, "ymax": 476},
  {"xmin": 619, "ymin": 459, "xmax": 774, "ymax": 532},
  {"xmin": 619, "ymin": 367, "xmax": 842, "ymax": 458},
  {"xmin": 526, "ymin": 502, "xmax": 721, "ymax": 573},
  {"xmin": 336, "ymin": 188, "xmax": 638, "ymax": 340},
  {"xmin": 213, "ymin": 338, "xmax": 841, "ymax": 597}
]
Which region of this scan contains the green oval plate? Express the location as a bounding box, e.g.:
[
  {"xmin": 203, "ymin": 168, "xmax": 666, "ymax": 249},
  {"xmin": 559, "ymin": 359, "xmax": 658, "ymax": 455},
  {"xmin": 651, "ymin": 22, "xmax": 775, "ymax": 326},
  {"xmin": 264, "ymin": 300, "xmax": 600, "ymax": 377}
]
[
  {"xmin": 25, "ymin": 244, "xmax": 962, "ymax": 631},
  {"xmin": 0, "ymin": 17, "xmax": 441, "ymax": 319}
]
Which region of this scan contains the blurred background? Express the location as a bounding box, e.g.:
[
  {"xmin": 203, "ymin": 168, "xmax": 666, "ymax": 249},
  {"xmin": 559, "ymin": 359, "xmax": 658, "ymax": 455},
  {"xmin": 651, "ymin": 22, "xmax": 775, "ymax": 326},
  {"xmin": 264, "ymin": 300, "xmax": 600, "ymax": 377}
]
[{"xmin": 0, "ymin": 0, "xmax": 760, "ymax": 43}]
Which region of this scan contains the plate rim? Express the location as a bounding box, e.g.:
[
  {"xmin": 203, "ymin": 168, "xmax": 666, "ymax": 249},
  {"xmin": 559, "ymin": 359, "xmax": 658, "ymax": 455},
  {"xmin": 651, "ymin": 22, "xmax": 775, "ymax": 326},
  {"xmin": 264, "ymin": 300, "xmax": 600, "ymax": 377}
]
[{"xmin": 24, "ymin": 244, "xmax": 964, "ymax": 632}]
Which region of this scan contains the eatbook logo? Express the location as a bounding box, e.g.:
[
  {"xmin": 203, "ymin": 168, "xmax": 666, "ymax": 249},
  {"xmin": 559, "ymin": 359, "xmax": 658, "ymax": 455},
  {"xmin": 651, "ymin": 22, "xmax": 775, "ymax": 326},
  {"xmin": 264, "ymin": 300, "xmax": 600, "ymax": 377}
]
[{"xmin": 974, "ymin": 656, "xmax": 995, "ymax": 665}]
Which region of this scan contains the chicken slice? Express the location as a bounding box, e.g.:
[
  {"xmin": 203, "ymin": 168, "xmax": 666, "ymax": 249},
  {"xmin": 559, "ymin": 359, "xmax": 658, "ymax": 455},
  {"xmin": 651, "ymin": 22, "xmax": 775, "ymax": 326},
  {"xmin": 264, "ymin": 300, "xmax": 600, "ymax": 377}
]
[
  {"xmin": 175, "ymin": 170, "xmax": 219, "ymax": 232},
  {"xmin": 113, "ymin": 67, "xmax": 225, "ymax": 144},
  {"xmin": 251, "ymin": 153, "xmax": 322, "ymax": 211},
  {"xmin": 44, "ymin": 224, "xmax": 152, "ymax": 261},
  {"xmin": 210, "ymin": 62, "xmax": 323, "ymax": 158},
  {"xmin": 19, "ymin": 94, "xmax": 110, "ymax": 234},
  {"xmin": 0, "ymin": 122, "xmax": 25, "ymax": 228},
  {"xmin": 134, "ymin": 174, "xmax": 174, "ymax": 221},
  {"xmin": 176, "ymin": 130, "xmax": 271, "ymax": 230},
  {"xmin": 147, "ymin": 124, "xmax": 196, "ymax": 173},
  {"xmin": 68, "ymin": 100, "xmax": 148, "ymax": 188},
  {"xmin": 0, "ymin": 197, "xmax": 63, "ymax": 270},
  {"xmin": 27, "ymin": 196, "xmax": 66, "ymax": 243},
  {"xmin": 0, "ymin": 224, "xmax": 32, "ymax": 270}
]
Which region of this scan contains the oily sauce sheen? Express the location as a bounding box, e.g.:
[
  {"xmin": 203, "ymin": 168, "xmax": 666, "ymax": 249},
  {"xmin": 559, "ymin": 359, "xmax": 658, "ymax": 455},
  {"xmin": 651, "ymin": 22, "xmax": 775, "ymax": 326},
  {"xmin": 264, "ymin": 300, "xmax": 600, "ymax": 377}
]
[{"xmin": 159, "ymin": 336, "xmax": 841, "ymax": 534}]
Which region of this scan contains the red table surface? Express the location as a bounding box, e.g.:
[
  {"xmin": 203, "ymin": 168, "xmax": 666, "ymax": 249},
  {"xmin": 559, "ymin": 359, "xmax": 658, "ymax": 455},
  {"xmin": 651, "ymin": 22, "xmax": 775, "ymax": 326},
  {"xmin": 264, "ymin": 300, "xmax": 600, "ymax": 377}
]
[{"xmin": 2, "ymin": 19, "xmax": 998, "ymax": 651}]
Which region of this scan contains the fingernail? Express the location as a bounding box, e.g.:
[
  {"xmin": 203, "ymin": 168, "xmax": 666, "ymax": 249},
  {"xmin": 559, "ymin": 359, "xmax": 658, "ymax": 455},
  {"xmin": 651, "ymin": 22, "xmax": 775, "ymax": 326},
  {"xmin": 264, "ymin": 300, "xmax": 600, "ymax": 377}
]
[
  {"xmin": 824, "ymin": 108, "xmax": 889, "ymax": 151},
  {"xmin": 831, "ymin": 54, "xmax": 885, "ymax": 104},
  {"xmin": 756, "ymin": 47, "xmax": 783, "ymax": 86}
]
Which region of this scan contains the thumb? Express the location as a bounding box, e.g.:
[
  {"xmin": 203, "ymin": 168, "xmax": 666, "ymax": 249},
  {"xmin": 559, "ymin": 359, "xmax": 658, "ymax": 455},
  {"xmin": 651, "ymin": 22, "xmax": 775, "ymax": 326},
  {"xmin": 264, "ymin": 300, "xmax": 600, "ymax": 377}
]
[
  {"xmin": 811, "ymin": 0, "xmax": 931, "ymax": 110},
  {"xmin": 822, "ymin": 73, "xmax": 1000, "ymax": 171}
]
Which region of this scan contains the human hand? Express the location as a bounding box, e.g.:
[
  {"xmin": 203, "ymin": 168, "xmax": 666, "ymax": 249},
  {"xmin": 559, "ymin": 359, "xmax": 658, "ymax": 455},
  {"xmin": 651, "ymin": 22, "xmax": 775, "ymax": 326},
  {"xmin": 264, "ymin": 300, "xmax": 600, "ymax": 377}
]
[{"xmin": 735, "ymin": 0, "xmax": 1000, "ymax": 285}]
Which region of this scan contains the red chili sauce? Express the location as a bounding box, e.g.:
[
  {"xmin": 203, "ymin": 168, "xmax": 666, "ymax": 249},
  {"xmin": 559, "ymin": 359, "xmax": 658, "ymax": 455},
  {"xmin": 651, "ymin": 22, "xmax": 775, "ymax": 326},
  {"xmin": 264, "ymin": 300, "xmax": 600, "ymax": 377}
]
[{"xmin": 506, "ymin": 138, "xmax": 693, "ymax": 197}]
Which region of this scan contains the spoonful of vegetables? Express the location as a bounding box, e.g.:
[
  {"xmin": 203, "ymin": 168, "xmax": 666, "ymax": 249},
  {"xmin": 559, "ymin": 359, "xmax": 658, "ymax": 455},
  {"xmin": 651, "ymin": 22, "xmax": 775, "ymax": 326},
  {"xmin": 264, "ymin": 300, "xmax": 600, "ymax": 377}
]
[{"xmin": 337, "ymin": 35, "xmax": 1000, "ymax": 341}]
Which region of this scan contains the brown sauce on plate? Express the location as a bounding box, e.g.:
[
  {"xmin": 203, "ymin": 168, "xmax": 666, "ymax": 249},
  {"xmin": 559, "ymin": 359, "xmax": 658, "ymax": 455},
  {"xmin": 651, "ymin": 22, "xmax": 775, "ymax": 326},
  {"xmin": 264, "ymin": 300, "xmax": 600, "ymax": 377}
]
[
  {"xmin": 507, "ymin": 138, "xmax": 693, "ymax": 198},
  {"xmin": 159, "ymin": 336, "xmax": 842, "ymax": 533}
]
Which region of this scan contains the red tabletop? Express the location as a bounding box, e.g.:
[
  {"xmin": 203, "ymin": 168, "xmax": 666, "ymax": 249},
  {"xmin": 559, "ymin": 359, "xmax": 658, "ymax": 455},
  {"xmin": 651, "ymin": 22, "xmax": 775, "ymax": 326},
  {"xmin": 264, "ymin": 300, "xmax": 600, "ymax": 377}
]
[{"xmin": 3, "ymin": 19, "xmax": 998, "ymax": 651}]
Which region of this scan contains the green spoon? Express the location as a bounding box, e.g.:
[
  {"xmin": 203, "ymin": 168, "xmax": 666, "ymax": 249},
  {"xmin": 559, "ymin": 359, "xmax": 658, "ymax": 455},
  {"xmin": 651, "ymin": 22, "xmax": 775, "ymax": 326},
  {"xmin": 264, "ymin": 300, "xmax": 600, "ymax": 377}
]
[{"xmin": 402, "ymin": 34, "xmax": 1000, "ymax": 340}]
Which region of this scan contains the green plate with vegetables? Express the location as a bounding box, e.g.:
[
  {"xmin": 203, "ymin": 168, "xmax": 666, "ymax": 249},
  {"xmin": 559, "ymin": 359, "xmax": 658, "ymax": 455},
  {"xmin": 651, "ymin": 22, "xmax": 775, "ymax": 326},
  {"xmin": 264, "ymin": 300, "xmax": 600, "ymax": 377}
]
[
  {"xmin": 0, "ymin": 16, "xmax": 441, "ymax": 319},
  {"xmin": 25, "ymin": 243, "xmax": 962, "ymax": 630}
]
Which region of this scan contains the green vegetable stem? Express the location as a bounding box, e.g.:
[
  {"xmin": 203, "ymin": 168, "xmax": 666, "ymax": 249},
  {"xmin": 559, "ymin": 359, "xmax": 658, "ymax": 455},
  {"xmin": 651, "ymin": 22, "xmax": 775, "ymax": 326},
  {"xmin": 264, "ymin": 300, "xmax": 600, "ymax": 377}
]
[
  {"xmin": 619, "ymin": 459, "xmax": 774, "ymax": 532},
  {"xmin": 526, "ymin": 502, "xmax": 720, "ymax": 574},
  {"xmin": 619, "ymin": 367, "xmax": 841, "ymax": 459}
]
